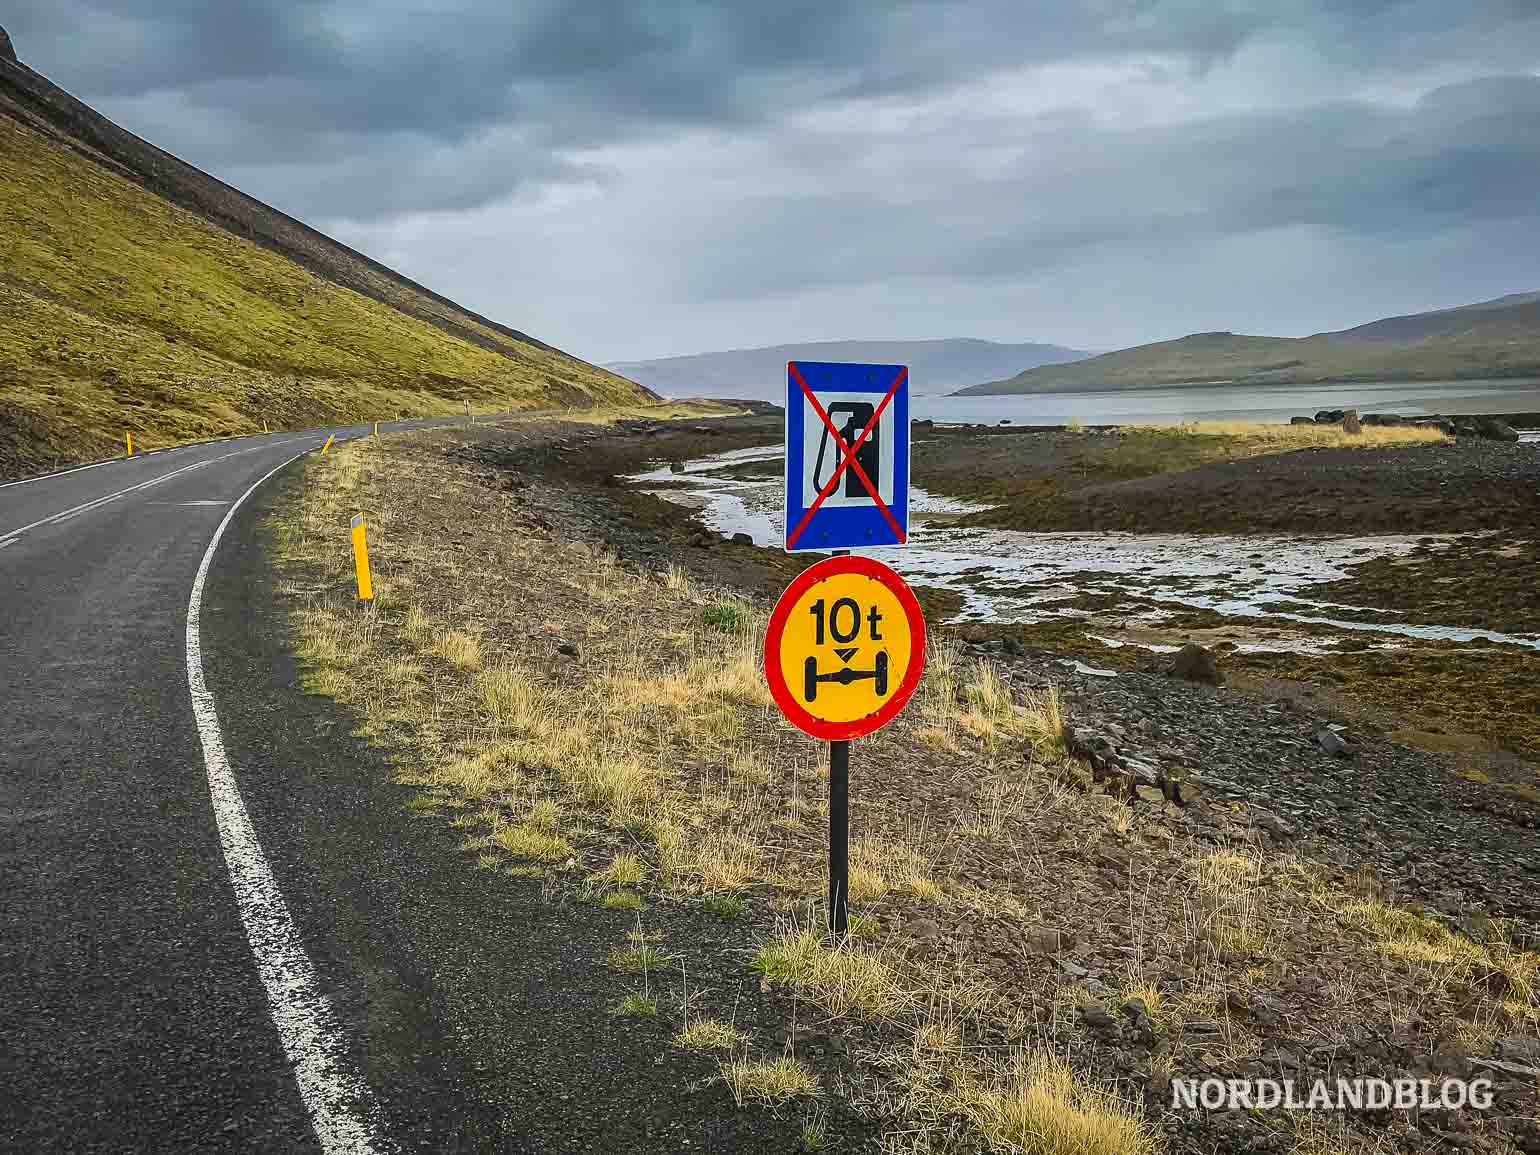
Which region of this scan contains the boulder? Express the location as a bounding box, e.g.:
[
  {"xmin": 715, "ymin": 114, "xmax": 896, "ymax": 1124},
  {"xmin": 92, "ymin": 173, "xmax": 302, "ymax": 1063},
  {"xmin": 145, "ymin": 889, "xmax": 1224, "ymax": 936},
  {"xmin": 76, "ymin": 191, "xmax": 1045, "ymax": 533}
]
[
  {"xmin": 1342, "ymin": 409, "xmax": 1362, "ymax": 434},
  {"xmin": 1361, "ymin": 412, "xmax": 1403, "ymax": 426},
  {"xmin": 0, "ymin": 24, "xmax": 15, "ymax": 64},
  {"xmin": 1477, "ymin": 418, "xmax": 1521, "ymax": 443},
  {"xmin": 1315, "ymin": 409, "xmax": 1345, "ymax": 424},
  {"xmin": 729, "ymin": 532, "xmax": 754, "ymax": 545},
  {"xmin": 1290, "ymin": 415, "xmax": 1316, "ymax": 425},
  {"xmin": 1168, "ymin": 642, "xmax": 1222, "ymax": 684},
  {"xmin": 668, "ymin": 460, "xmax": 685, "ymax": 474},
  {"xmin": 1453, "ymin": 419, "xmax": 1479, "ymax": 437},
  {"xmin": 1317, "ymin": 726, "xmax": 1360, "ymax": 758}
]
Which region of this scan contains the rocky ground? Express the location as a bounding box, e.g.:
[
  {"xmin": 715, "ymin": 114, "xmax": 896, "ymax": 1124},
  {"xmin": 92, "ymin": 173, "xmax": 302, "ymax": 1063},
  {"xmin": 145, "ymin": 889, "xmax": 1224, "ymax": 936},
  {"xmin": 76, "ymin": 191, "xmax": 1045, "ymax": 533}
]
[
  {"xmin": 909, "ymin": 424, "xmax": 1540, "ymax": 535},
  {"xmin": 271, "ymin": 412, "xmax": 1538, "ymax": 1155}
]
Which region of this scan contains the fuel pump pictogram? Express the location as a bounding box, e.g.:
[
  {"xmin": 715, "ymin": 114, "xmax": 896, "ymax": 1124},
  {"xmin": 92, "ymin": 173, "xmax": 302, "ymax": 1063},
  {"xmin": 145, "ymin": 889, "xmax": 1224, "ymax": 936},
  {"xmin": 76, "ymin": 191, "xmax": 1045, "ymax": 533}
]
[{"xmin": 811, "ymin": 401, "xmax": 880, "ymax": 500}]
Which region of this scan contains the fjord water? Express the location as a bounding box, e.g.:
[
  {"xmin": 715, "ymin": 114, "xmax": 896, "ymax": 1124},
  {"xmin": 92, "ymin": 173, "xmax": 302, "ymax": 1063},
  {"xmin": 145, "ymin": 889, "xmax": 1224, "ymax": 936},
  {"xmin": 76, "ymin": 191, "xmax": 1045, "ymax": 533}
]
[{"xmin": 914, "ymin": 378, "xmax": 1540, "ymax": 425}]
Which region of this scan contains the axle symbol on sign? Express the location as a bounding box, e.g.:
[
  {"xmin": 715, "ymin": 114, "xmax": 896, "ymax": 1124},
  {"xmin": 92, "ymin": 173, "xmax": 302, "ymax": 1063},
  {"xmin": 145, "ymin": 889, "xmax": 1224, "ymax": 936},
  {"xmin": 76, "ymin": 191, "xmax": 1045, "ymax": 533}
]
[
  {"xmin": 803, "ymin": 595, "xmax": 887, "ymax": 703},
  {"xmin": 805, "ymin": 651, "xmax": 889, "ymax": 702}
]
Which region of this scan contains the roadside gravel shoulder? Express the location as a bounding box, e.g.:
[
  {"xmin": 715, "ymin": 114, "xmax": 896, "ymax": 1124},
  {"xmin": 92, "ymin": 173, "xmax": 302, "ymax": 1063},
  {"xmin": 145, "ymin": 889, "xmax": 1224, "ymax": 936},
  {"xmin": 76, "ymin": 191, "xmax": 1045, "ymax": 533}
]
[{"xmin": 202, "ymin": 458, "xmax": 818, "ymax": 1154}]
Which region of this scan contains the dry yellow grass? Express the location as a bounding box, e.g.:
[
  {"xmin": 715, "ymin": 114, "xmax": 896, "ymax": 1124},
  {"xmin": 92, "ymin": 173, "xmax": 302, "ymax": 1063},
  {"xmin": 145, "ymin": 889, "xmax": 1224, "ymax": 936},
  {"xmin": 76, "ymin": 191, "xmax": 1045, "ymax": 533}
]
[
  {"xmin": 722, "ymin": 1055, "xmax": 820, "ymax": 1105},
  {"xmin": 947, "ymin": 1051, "xmax": 1159, "ymax": 1155},
  {"xmin": 674, "ymin": 1017, "xmax": 748, "ymax": 1051},
  {"xmin": 271, "ymin": 430, "xmax": 1535, "ymax": 1155},
  {"xmin": 751, "ymin": 925, "xmax": 909, "ymax": 1020},
  {"xmin": 1155, "ymin": 419, "xmax": 1448, "ymax": 448},
  {"xmin": 433, "ymin": 629, "xmax": 482, "ymax": 670}
]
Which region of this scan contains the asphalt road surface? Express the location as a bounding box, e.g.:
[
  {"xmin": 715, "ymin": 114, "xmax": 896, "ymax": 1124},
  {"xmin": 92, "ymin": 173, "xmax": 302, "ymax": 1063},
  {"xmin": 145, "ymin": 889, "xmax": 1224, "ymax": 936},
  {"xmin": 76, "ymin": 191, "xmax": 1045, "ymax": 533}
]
[
  {"xmin": 1, "ymin": 418, "xmax": 788, "ymax": 1155},
  {"xmin": 0, "ymin": 418, "xmax": 495, "ymax": 1152}
]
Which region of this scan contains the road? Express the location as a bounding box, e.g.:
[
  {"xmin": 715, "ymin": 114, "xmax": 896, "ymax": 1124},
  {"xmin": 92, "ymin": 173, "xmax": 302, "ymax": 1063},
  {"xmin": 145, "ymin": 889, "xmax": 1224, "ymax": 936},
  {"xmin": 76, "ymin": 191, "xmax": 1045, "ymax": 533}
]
[
  {"xmin": 2, "ymin": 422, "xmax": 418, "ymax": 1152},
  {"xmin": 1, "ymin": 415, "xmax": 798, "ymax": 1155}
]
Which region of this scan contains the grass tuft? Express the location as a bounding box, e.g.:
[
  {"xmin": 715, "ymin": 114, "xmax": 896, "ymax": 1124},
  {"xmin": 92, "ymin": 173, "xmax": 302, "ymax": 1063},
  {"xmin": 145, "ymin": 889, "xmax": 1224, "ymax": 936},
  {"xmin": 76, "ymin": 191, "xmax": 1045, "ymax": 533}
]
[
  {"xmin": 609, "ymin": 991, "xmax": 660, "ymax": 1018},
  {"xmin": 722, "ymin": 1055, "xmax": 820, "ymax": 1105},
  {"xmin": 674, "ymin": 1016, "xmax": 749, "ymax": 1051},
  {"xmin": 948, "ymin": 1051, "xmax": 1158, "ymax": 1155}
]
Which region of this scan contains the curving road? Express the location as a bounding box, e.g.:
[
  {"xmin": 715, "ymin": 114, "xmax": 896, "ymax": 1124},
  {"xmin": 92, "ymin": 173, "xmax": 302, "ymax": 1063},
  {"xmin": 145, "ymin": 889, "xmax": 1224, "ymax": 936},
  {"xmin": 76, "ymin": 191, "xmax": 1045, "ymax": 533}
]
[
  {"xmin": 1, "ymin": 422, "xmax": 426, "ymax": 1152},
  {"xmin": 1, "ymin": 416, "xmax": 793, "ymax": 1155}
]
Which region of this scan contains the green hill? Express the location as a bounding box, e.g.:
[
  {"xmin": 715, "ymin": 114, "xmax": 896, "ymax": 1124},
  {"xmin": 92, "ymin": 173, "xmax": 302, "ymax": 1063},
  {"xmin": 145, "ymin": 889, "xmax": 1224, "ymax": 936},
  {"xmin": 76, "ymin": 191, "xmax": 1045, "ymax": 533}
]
[
  {"xmin": 957, "ymin": 294, "xmax": 1540, "ymax": 395},
  {"xmin": 0, "ymin": 39, "xmax": 648, "ymax": 478}
]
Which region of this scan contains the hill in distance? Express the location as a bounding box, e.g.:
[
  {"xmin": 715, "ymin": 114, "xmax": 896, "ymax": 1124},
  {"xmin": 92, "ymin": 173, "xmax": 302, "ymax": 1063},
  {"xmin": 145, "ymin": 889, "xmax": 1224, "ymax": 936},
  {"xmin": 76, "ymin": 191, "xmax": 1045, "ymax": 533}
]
[
  {"xmin": 0, "ymin": 28, "xmax": 649, "ymax": 478},
  {"xmin": 958, "ymin": 293, "xmax": 1540, "ymax": 395},
  {"xmin": 609, "ymin": 338, "xmax": 1091, "ymax": 401}
]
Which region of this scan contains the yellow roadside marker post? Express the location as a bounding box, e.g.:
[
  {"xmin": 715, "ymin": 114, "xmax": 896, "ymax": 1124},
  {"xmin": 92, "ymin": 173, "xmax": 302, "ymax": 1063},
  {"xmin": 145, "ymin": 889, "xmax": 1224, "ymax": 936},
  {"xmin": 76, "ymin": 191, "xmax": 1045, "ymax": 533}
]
[
  {"xmin": 125, "ymin": 432, "xmax": 133, "ymax": 457},
  {"xmin": 350, "ymin": 515, "xmax": 374, "ymax": 601},
  {"xmin": 321, "ymin": 433, "xmax": 335, "ymax": 454},
  {"xmin": 373, "ymin": 421, "xmax": 379, "ymax": 437}
]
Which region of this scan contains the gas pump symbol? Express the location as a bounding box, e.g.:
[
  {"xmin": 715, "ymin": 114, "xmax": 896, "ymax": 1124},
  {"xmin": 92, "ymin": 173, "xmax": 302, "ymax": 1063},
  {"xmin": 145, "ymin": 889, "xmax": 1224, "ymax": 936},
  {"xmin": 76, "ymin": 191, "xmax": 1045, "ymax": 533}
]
[{"xmin": 813, "ymin": 402, "xmax": 880, "ymax": 499}]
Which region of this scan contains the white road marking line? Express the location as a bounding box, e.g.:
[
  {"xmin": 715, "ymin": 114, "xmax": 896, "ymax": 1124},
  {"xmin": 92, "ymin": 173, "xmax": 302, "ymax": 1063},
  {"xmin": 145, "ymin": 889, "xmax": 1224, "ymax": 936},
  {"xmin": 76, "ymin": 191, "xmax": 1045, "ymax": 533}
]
[
  {"xmin": 0, "ymin": 437, "xmax": 313, "ymax": 544},
  {"xmin": 0, "ymin": 455, "xmax": 121, "ymax": 491},
  {"xmin": 187, "ymin": 451, "xmax": 387, "ymax": 1155},
  {"xmin": 0, "ymin": 459, "xmax": 219, "ymax": 543}
]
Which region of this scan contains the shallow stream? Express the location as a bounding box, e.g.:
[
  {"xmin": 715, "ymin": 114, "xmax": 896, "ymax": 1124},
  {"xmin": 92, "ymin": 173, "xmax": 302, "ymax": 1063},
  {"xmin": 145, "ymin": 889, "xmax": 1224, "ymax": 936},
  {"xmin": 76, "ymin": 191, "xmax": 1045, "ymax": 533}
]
[{"xmin": 630, "ymin": 447, "xmax": 1540, "ymax": 656}]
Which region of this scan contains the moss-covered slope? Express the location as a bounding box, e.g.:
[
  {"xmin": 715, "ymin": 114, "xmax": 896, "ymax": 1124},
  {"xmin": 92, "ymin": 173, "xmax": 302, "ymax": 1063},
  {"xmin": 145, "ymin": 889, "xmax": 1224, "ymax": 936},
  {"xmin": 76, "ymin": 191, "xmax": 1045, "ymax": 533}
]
[{"xmin": 0, "ymin": 54, "xmax": 648, "ymax": 478}]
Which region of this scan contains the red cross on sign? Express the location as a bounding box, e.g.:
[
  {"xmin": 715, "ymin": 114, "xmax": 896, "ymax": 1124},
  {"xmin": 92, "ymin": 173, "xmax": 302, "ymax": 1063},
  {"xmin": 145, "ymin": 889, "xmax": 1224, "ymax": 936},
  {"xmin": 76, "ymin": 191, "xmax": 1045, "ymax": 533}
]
[{"xmin": 785, "ymin": 362, "xmax": 908, "ymax": 551}]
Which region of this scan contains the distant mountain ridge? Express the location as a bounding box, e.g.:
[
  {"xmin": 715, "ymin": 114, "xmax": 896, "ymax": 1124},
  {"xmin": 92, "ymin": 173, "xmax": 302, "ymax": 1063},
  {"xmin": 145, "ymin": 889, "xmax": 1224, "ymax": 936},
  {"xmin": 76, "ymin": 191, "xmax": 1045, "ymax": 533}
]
[
  {"xmin": 609, "ymin": 338, "xmax": 1091, "ymax": 400},
  {"xmin": 957, "ymin": 293, "xmax": 1540, "ymax": 395}
]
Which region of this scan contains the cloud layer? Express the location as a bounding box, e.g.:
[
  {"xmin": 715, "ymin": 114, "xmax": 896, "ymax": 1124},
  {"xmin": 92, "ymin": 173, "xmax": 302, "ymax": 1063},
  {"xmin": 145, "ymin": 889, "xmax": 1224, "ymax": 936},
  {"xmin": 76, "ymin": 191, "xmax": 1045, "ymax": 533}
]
[{"xmin": 8, "ymin": 2, "xmax": 1539, "ymax": 359}]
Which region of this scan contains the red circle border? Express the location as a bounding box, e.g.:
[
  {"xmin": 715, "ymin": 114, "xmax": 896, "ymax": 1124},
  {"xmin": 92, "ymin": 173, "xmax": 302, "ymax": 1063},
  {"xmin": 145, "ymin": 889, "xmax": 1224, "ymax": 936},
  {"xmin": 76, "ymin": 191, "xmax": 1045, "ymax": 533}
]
[{"xmin": 763, "ymin": 554, "xmax": 928, "ymax": 741}]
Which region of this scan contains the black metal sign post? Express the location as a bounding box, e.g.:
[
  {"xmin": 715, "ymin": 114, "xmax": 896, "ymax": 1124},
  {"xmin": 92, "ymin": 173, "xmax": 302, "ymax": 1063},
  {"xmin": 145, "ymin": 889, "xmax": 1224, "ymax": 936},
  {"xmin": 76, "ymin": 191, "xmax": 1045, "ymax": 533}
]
[
  {"xmin": 828, "ymin": 547, "xmax": 851, "ymax": 939},
  {"xmin": 829, "ymin": 737, "xmax": 850, "ymax": 937}
]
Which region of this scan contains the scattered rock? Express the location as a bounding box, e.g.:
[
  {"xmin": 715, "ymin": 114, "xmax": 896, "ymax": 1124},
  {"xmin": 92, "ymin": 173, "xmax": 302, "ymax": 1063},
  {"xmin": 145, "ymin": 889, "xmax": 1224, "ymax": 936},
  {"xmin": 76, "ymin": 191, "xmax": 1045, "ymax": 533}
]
[
  {"xmin": 1316, "ymin": 726, "xmax": 1360, "ymax": 758},
  {"xmin": 905, "ymin": 918, "xmax": 941, "ymax": 941},
  {"xmin": 668, "ymin": 460, "xmax": 685, "ymax": 474},
  {"xmin": 1477, "ymin": 417, "xmax": 1521, "ymax": 443},
  {"xmin": 1079, "ymin": 1002, "xmax": 1117, "ymax": 1030},
  {"xmin": 1342, "ymin": 409, "xmax": 1362, "ymax": 434},
  {"xmin": 556, "ymin": 640, "xmax": 579, "ymax": 657},
  {"xmin": 1168, "ymin": 643, "xmax": 1222, "ymax": 685},
  {"xmin": 1255, "ymin": 810, "xmax": 1298, "ymax": 839},
  {"xmin": 1023, "ymin": 926, "xmax": 1073, "ymax": 955},
  {"xmin": 1289, "ymin": 415, "xmax": 1317, "ymax": 425},
  {"xmin": 1496, "ymin": 1037, "xmax": 1540, "ymax": 1065}
]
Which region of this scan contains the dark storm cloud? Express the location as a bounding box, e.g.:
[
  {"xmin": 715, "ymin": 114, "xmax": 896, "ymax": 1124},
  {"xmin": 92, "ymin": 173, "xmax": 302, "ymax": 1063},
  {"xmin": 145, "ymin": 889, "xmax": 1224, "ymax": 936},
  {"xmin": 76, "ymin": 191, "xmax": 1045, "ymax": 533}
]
[
  {"xmin": 667, "ymin": 72, "xmax": 1540, "ymax": 301},
  {"xmin": 3, "ymin": 2, "xmax": 1538, "ymax": 355}
]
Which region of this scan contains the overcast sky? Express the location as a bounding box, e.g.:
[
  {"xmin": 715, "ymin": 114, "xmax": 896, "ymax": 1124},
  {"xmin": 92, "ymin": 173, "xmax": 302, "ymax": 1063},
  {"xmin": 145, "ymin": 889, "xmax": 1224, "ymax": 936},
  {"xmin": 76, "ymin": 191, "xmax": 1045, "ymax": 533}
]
[{"xmin": 7, "ymin": 2, "xmax": 1540, "ymax": 362}]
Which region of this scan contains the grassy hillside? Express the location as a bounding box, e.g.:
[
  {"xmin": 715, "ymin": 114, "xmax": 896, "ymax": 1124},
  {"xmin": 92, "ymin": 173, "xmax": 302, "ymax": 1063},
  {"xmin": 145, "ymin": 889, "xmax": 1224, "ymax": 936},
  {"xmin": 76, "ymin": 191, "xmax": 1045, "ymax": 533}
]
[
  {"xmin": 959, "ymin": 294, "xmax": 1540, "ymax": 395},
  {"xmin": 0, "ymin": 97, "xmax": 646, "ymax": 478}
]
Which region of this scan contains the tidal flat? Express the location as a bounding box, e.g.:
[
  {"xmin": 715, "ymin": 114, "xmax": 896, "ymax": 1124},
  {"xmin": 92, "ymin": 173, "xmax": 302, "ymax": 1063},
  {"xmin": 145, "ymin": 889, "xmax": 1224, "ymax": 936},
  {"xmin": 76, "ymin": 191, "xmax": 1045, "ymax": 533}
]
[{"xmin": 632, "ymin": 420, "xmax": 1540, "ymax": 770}]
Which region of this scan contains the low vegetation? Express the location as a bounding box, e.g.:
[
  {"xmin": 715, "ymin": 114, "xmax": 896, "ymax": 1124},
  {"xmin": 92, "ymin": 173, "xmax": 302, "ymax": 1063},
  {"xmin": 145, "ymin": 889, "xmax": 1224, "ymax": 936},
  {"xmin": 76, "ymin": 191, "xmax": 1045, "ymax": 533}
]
[
  {"xmin": 270, "ymin": 428, "xmax": 1538, "ymax": 1154},
  {"xmin": 0, "ymin": 113, "xmax": 646, "ymax": 477}
]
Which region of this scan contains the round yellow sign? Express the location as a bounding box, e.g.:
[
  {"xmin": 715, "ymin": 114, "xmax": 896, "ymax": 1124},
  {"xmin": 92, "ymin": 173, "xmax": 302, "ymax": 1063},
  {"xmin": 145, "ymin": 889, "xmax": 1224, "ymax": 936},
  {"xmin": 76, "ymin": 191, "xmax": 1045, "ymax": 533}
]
[{"xmin": 764, "ymin": 555, "xmax": 926, "ymax": 740}]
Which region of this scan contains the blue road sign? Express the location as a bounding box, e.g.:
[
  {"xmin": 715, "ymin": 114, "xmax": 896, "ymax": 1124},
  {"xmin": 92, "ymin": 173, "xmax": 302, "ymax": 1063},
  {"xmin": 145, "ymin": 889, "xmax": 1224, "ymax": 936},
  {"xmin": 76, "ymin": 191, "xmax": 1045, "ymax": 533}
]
[{"xmin": 784, "ymin": 360, "xmax": 909, "ymax": 552}]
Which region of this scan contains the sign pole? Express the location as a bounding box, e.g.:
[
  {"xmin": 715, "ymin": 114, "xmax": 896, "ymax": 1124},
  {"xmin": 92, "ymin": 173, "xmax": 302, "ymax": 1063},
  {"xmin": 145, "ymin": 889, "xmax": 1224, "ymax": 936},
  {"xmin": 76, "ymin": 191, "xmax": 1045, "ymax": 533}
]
[
  {"xmin": 829, "ymin": 737, "xmax": 850, "ymax": 937},
  {"xmin": 827, "ymin": 545, "xmax": 851, "ymax": 938}
]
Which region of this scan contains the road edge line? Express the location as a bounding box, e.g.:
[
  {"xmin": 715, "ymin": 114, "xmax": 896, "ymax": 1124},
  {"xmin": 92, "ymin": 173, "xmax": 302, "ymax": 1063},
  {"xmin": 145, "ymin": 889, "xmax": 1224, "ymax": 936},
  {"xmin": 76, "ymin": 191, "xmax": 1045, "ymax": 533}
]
[{"xmin": 185, "ymin": 450, "xmax": 388, "ymax": 1155}]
